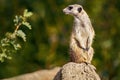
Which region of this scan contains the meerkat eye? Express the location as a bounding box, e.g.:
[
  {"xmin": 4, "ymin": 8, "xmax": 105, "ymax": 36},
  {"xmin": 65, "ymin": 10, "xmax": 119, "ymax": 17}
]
[
  {"xmin": 68, "ymin": 6, "xmax": 73, "ymax": 10},
  {"xmin": 78, "ymin": 7, "xmax": 82, "ymax": 13}
]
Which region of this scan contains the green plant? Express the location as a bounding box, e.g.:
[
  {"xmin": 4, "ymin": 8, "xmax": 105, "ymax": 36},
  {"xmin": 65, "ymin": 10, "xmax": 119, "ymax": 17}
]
[{"xmin": 0, "ymin": 9, "xmax": 33, "ymax": 62}]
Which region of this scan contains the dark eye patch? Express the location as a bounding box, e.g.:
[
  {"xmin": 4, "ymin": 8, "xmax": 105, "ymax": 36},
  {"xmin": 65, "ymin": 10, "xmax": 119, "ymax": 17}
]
[
  {"xmin": 68, "ymin": 6, "xmax": 73, "ymax": 10},
  {"xmin": 78, "ymin": 7, "xmax": 82, "ymax": 13}
]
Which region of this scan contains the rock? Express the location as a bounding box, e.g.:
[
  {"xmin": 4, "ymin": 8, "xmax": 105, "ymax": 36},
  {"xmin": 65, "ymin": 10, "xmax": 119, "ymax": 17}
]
[
  {"xmin": 2, "ymin": 67, "xmax": 60, "ymax": 80},
  {"xmin": 54, "ymin": 62, "xmax": 100, "ymax": 80}
]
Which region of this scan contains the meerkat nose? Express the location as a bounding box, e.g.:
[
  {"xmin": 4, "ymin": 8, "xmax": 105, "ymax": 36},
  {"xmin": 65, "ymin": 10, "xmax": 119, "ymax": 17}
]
[
  {"xmin": 63, "ymin": 9, "xmax": 66, "ymax": 13},
  {"xmin": 63, "ymin": 8, "xmax": 69, "ymax": 14}
]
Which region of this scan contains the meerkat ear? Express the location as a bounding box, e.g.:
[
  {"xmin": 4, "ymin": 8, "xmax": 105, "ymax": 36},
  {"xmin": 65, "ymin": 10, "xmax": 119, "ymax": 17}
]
[{"xmin": 78, "ymin": 7, "xmax": 82, "ymax": 13}]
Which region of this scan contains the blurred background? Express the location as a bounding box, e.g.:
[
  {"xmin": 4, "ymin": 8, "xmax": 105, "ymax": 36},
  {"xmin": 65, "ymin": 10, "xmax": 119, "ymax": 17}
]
[{"xmin": 0, "ymin": 0, "xmax": 120, "ymax": 80}]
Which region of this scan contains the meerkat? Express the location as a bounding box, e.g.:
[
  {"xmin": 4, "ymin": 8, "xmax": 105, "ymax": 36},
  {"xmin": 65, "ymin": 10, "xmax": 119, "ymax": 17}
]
[{"xmin": 63, "ymin": 4, "xmax": 95, "ymax": 63}]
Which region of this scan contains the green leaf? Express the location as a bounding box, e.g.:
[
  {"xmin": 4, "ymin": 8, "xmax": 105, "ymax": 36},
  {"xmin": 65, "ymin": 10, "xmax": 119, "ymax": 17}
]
[
  {"xmin": 10, "ymin": 40, "xmax": 21, "ymax": 50},
  {"xmin": 13, "ymin": 44, "xmax": 21, "ymax": 50},
  {"xmin": 16, "ymin": 30, "xmax": 26, "ymax": 42},
  {"xmin": 22, "ymin": 22, "xmax": 32, "ymax": 30},
  {"xmin": 13, "ymin": 15, "xmax": 19, "ymax": 26},
  {"xmin": 1, "ymin": 38, "xmax": 10, "ymax": 47},
  {"xmin": 0, "ymin": 49, "xmax": 12, "ymax": 62},
  {"xmin": 23, "ymin": 9, "xmax": 33, "ymax": 17}
]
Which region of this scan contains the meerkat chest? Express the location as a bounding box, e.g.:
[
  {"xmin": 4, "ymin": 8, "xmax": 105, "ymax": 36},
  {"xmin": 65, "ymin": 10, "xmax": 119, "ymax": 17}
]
[{"xmin": 73, "ymin": 18, "xmax": 89, "ymax": 37}]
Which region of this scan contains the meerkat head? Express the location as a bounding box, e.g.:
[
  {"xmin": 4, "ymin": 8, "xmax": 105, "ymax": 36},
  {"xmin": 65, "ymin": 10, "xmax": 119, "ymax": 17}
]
[{"xmin": 63, "ymin": 4, "xmax": 84, "ymax": 17}]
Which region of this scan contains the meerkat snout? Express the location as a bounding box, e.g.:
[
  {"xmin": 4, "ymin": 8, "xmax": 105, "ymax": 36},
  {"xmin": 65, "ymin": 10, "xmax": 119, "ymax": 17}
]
[
  {"xmin": 63, "ymin": 5, "xmax": 74, "ymax": 15},
  {"xmin": 63, "ymin": 4, "xmax": 83, "ymax": 16}
]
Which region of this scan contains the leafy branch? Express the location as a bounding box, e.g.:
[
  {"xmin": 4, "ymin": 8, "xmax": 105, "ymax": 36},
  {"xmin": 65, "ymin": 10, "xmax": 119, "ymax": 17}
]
[{"xmin": 0, "ymin": 9, "xmax": 33, "ymax": 62}]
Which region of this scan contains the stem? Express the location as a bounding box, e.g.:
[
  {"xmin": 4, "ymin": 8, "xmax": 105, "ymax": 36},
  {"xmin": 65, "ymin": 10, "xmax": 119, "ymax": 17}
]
[{"xmin": 13, "ymin": 23, "xmax": 22, "ymax": 34}]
